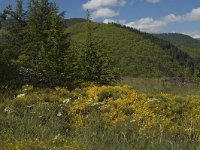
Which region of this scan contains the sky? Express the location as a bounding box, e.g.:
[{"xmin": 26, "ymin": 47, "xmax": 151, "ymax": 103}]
[{"xmin": 0, "ymin": 0, "xmax": 200, "ymax": 38}]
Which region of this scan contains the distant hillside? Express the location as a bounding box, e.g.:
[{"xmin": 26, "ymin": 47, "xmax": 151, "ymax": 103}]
[
  {"xmin": 66, "ymin": 22, "xmax": 195, "ymax": 77},
  {"xmin": 65, "ymin": 18, "xmax": 86, "ymax": 27},
  {"xmin": 156, "ymin": 33, "xmax": 200, "ymax": 59},
  {"xmin": 156, "ymin": 33, "xmax": 200, "ymax": 48}
]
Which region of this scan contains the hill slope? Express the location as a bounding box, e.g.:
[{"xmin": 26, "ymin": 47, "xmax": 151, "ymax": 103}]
[
  {"xmin": 156, "ymin": 33, "xmax": 200, "ymax": 48},
  {"xmin": 65, "ymin": 18, "xmax": 86, "ymax": 27},
  {"xmin": 156, "ymin": 33, "xmax": 200, "ymax": 59},
  {"xmin": 66, "ymin": 22, "xmax": 194, "ymax": 77}
]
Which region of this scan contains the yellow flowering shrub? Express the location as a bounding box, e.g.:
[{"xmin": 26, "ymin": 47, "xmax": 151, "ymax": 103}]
[
  {"xmin": 1, "ymin": 84, "xmax": 199, "ymax": 149},
  {"xmin": 146, "ymin": 93, "xmax": 200, "ymax": 134},
  {"xmin": 69, "ymin": 85, "xmax": 178, "ymax": 133}
]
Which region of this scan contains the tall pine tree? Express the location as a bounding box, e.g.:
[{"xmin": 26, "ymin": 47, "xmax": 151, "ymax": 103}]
[
  {"xmin": 83, "ymin": 10, "xmax": 119, "ymax": 85},
  {"xmin": 17, "ymin": 0, "xmax": 70, "ymax": 87},
  {"xmin": 0, "ymin": 0, "xmax": 25, "ymax": 88}
]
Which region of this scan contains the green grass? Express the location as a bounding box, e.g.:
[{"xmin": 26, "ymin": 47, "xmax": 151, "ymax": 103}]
[
  {"xmin": 70, "ymin": 114, "xmax": 199, "ymax": 150},
  {"xmin": 0, "ymin": 84, "xmax": 199, "ymax": 149},
  {"xmin": 0, "ymin": 106, "xmax": 199, "ymax": 150},
  {"xmin": 180, "ymin": 47, "xmax": 200, "ymax": 59},
  {"xmin": 120, "ymin": 77, "xmax": 200, "ymax": 96}
]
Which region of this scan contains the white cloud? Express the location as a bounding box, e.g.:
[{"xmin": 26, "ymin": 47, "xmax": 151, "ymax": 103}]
[
  {"xmin": 183, "ymin": 31, "xmax": 200, "ymax": 39},
  {"xmin": 126, "ymin": 17, "xmax": 166, "ymax": 32},
  {"xmin": 192, "ymin": 34, "xmax": 200, "ymax": 39},
  {"xmin": 146, "ymin": 0, "xmax": 160, "ymax": 4},
  {"xmin": 163, "ymin": 14, "xmax": 182, "ymax": 23},
  {"xmin": 82, "ymin": 0, "xmax": 125, "ymax": 19},
  {"xmin": 82, "ymin": 0, "xmax": 126, "ymax": 10},
  {"xmin": 185, "ymin": 8, "xmax": 200, "ymax": 21},
  {"xmin": 103, "ymin": 19, "xmax": 117, "ymax": 23},
  {"xmin": 91, "ymin": 8, "xmax": 119, "ymax": 19},
  {"xmin": 125, "ymin": 7, "xmax": 200, "ymax": 33}
]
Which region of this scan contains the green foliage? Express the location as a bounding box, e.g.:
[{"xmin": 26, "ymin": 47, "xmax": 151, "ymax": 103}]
[
  {"xmin": 0, "ymin": 0, "xmax": 25, "ymax": 88},
  {"xmin": 180, "ymin": 47, "xmax": 200, "ymax": 58},
  {"xmin": 0, "ymin": 85, "xmax": 199, "ymax": 149},
  {"xmin": 0, "ymin": 1, "xmax": 119, "ymax": 89},
  {"xmin": 120, "ymin": 77, "xmax": 200, "ymax": 95},
  {"xmin": 155, "ymin": 33, "xmax": 200, "ymax": 75},
  {"xmin": 156, "ymin": 33, "xmax": 200, "ymax": 49},
  {"xmin": 83, "ymin": 17, "xmax": 119, "ymax": 85},
  {"xmin": 67, "ymin": 22, "xmax": 195, "ymax": 77},
  {"xmin": 15, "ymin": 0, "xmax": 70, "ymax": 87},
  {"xmin": 65, "ymin": 18, "xmax": 86, "ymax": 27},
  {"xmin": 112, "ymin": 23, "xmax": 195, "ymax": 76}
]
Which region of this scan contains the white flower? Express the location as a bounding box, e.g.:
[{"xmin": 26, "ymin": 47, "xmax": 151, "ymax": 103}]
[
  {"xmin": 3, "ymin": 107, "xmax": 13, "ymax": 114},
  {"xmin": 65, "ymin": 129, "xmax": 69, "ymax": 133},
  {"xmin": 22, "ymin": 88, "xmax": 28, "ymax": 92},
  {"xmin": 54, "ymin": 134, "xmax": 61, "ymax": 140},
  {"xmin": 57, "ymin": 112, "xmax": 62, "ymax": 117},
  {"xmin": 130, "ymin": 119, "xmax": 136, "ymax": 123},
  {"xmin": 17, "ymin": 93, "xmax": 25, "ymax": 98},
  {"xmin": 92, "ymin": 102, "xmax": 106, "ymax": 106},
  {"xmin": 63, "ymin": 98, "xmax": 71, "ymax": 104},
  {"xmin": 26, "ymin": 104, "xmax": 35, "ymax": 108},
  {"xmin": 146, "ymin": 98, "xmax": 160, "ymax": 103}
]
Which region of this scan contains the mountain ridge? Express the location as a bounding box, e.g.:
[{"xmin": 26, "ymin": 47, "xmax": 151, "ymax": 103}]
[
  {"xmin": 155, "ymin": 33, "xmax": 200, "ymax": 48},
  {"xmin": 65, "ymin": 21, "xmax": 196, "ymax": 77}
]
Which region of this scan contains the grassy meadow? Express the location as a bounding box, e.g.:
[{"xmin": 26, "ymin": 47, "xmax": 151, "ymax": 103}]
[
  {"xmin": 0, "ymin": 82, "xmax": 200, "ymax": 150},
  {"xmin": 0, "ymin": 1, "xmax": 200, "ymax": 149},
  {"xmin": 120, "ymin": 77, "xmax": 200, "ymax": 96}
]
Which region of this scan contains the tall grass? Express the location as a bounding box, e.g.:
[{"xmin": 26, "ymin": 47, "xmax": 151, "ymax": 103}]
[
  {"xmin": 120, "ymin": 77, "xmax": 200, "ymax": 96},
  {"xmin": 72, "ymin": 111, "xmax": 199, "ymax": 150},
  {"xmin": 0, "ymin": 85, "xmax": 199, "ymax": 149},
  {"xmin": 0, "ymin": 107, "xmax": 199, "ymax": 150}
]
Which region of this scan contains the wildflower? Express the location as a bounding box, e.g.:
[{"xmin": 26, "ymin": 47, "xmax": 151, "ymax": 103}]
[
  {"xmin": 130, "ymin": 119, "xmax": 136, "ymax": 123},
  {"xmin": 26, "ymin": 104, "xmax": 35, "ymax": 108},
  {"xmin": 17, "ymin": 93, "xmax": 25, "ymax": 98},
  {"xmin": 92, "ymin": 102, "xmax": 106, "ymax": 106},
  {"xmin": 63, "ymin": 98, "xmax": 71, "ymax": 104},
  {"xmin": 147, "ymin": 98, "xmax": 160, "ymax": 103},
  {"xmin": 54, "ymin": 134, "xmax": 61, "ymax": 140},
  {"xmin": 22, "ymin": 85, "xmax": 33, "ymax": 92},
  {"xmin": 23, "ymin": 88, "xmax": 28, "ymax": 92},
  {"xmin": 66, "ymin": 129, "xmax": 69, "ymax": 133},
  {"xmin": 57, "ymin": 112, "xmax": 62, "ymax": 117},
  {"xmin": 3, "ymin": 107, "xmax": 13, "ymax": 114}
]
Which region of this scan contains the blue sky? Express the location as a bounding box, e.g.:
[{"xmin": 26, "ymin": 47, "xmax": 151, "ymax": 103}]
[{"xmin": 1, "ymin": 0, "xmax": 200, "ymax": 37}]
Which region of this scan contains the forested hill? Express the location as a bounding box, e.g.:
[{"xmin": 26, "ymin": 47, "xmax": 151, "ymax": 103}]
[
  {"xmin": 0, "ymin": 0, "xmax": 199, "ymax": 91},
  {"xmin": 155, "ymin": 33, "xmax": 200, "ymax": 60},
  {"xmin": 66, "ymin": 22, "xmax": 195, "ymax": 77},
  {"xmin": 156, "ymin": 33, "xmax": 200, "ymax": 48},
  {"xmin": 65, "ymin": 18, "xmax": 86, "ymax": 27}
]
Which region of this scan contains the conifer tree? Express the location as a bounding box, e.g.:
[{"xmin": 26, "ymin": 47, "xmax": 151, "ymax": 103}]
[
  {"xmin": 84, "ymin": 10, "xmax": 119, "ymax": 85},
  {"xmin": 64, "ymin": 41, "xmax": 85, "ymax": 88},
  {"xmin": 17, "ymin": 0, "xmax": 70, "ymax": 86},
  {"xmin": 0, "ymin": 0, "xmax": 25, "ymax": 87}
]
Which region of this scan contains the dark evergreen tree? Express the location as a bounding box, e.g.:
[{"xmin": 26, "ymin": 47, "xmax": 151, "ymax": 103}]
[
  {"xmin": 16, "ymin": 0, "xmax": 70, "ymax": 87},
  {"xmin": 64, "ymin": 41, "xmax": 85, "ymax": 88},
  {"xmin": 83, "ymin": 11, "xmax": 119, "ymax": 84},
  {"xmin": 0, "ymin": 0, "xmax": 25, "ymax": 88}
]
